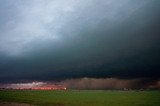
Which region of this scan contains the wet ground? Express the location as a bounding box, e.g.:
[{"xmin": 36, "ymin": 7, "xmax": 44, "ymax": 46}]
[{"xmin": 0, "ymin": 102, "xmax": 35, "ymax": 106}]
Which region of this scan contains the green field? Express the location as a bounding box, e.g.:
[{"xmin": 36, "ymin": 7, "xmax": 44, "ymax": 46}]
[{"xmin": 0, "ymin": 90, "xmax": 160, "ymax": 106}]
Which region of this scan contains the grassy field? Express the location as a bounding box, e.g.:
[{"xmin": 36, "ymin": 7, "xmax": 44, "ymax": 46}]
[{"xmin": 0, "ymin": 90, "xmax": 160, "ymax": 106}]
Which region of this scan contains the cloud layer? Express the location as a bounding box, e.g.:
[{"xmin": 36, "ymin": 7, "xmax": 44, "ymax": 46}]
[{"xmin": 0, "ymin": 0, "xmax": 160, "ymax": 83}]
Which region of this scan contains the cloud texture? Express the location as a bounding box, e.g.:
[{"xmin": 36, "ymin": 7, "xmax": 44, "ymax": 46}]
[{"xmin": 0, "ymin": 0, "xmax": 160, "ymax": 84}]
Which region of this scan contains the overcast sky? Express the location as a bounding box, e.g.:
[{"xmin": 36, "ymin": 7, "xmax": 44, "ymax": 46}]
[{"xmin": 0, "ymin": 0, "xmax": 160, "ymax": 87}]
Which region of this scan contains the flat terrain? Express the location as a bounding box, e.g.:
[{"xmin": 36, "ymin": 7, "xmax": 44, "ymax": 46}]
[
  {"xmin": 0, "ymin": 102, "xmax": 35, "ymax": 106},
  {"xmin": 0, "ymin": 90, "xmax": 160, "ymax": 106}
]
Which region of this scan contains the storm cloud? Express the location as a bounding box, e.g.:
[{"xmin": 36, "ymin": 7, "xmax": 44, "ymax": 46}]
[{"xmin": 0, "ymin": 0, "xmax": 160, "ymax": 84}]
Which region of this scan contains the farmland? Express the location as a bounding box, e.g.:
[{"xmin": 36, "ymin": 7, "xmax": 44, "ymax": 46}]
[{"xmin": 0, "ymin": 90, "xmax": 160, "ymax": 106}]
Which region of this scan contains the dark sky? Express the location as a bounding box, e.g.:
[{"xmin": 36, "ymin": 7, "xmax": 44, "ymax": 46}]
[{"xmin": 0, "ymin": 0, "xmax": 160, "ymax": 84}]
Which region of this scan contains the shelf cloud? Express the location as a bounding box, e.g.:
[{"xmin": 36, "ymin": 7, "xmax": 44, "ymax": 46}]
[{"xmin": 0, "ymin": 0, "xmax": 160, "ymax": 88}]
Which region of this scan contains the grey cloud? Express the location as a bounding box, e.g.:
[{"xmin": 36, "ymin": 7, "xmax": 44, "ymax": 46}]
[{"xmin": 0, "ymin": 0, "xmax": 160, "ymax": 83}]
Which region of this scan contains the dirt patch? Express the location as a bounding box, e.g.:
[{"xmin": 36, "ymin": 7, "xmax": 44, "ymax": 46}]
[{"xmin": 0, "ymin": 102, "xmax": 35, "ymax": 106}]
